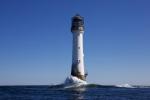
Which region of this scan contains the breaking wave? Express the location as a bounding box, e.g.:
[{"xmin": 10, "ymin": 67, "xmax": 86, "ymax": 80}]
[
  {"xmin": 63, "ymin": 76, "xmax": 87, "ymax": 88},
  {"xmin": 48, "ymin": 77, "xmax": 150, "ymax": 89}
]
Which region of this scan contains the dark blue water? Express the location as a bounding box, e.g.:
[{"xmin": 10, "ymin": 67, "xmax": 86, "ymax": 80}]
[{"xmin": 0, "ymin": 85, "xmax": 150, "ymax": 100}]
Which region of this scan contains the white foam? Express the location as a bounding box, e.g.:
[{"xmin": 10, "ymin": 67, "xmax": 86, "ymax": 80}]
[
  {"xmin": 64, "ymin": 76, "xmax": 87, "ymax": 88},
  {"xmin": 115, "ymin": 83, "xmax": 133, "ymax": 88}
]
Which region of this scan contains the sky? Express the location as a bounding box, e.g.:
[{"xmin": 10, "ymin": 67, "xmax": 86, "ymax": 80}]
[{"xmin": 0, "ymin": 0, "xmax": 150, "ymax": 85}]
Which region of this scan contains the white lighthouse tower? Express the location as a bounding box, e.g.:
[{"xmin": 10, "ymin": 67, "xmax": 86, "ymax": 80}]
[{"xmin": 71, "ymin": 14, "xmax": 87, "ymax": 81}]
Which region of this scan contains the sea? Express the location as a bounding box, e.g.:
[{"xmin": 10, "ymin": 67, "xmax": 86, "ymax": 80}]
[{"xmin": 0, "ymin": 84, "xmax": 150, "ymax": 100}]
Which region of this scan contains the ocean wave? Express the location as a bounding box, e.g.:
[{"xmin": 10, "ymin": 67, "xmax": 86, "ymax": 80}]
[{"xmin": 115, "ymin": 84, "xmax": 134, "ymax": 88}]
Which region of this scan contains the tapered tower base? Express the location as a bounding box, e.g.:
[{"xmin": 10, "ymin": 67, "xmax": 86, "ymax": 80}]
[{"xmin": 71, "ymin": 64, "xmax": 86, "ymax": 80}]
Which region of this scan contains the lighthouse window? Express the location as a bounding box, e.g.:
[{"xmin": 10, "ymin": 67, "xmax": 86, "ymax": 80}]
[{"xmin": 77, "ymin": 60, "xmax": 80, "ymax": 63}]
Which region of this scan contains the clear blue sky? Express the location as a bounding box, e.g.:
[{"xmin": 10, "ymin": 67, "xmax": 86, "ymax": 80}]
[{"xmin": 0, "ymin": 0, "xmax": 150, "ymax": 85}]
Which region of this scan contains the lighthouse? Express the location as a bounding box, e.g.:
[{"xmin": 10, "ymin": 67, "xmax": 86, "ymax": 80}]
[{"xmin": 71, "ymin": 14, "xmax": 87, "ymax": 81}]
